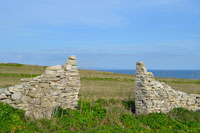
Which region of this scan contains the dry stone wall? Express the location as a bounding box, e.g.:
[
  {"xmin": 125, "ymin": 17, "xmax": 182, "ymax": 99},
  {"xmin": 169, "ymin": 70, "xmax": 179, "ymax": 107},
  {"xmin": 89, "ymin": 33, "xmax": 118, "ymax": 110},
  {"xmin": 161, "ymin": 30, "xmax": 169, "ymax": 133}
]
[
  {"xmin": 0, "ymin": 55, "xmax": 80, "ymax": 119},
  {"xmin": 135, "ymin": 62, "xmax": 200, "ymax": 115}
]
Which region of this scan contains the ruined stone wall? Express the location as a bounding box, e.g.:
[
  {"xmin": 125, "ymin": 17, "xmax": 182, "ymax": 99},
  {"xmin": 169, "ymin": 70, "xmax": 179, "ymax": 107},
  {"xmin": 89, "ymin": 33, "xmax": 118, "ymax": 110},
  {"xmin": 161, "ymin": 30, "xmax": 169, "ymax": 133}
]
[
  {"xmin": 135, "ymin": 62, "xmax": 200, "ymax": 115},
  {"xmin": 0, "ymin": 55, "xmax": 80, "ymax": 119}
]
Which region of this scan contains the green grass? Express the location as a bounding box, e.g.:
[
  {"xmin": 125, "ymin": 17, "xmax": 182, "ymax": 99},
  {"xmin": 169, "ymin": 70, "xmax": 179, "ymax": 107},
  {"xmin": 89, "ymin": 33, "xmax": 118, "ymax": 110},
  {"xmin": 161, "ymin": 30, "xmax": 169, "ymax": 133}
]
[
  {"xmin": 0, "ymin": 63, "xmax": 200, "ymax": 132},
  {"xmin": 0, "ymin": 100, "xmax": 200, "ymax": 132},
  {"xmin": 159, "ymin": 79, "xmax": 200, "ymax": 85},
  {"xmin": 81, "ymin": 76, "xmax": 200, "ymax": 84},
  {"xmin": 0, "ymin": 73, "xmax": 40, "ymax": 78},
  {"xmin": 0, "ymin": 63, "xmax": 25, "ymax": 67},
  {"xmin": 81, "ymin": 76, "xmax": 135, "ymax": 82}
]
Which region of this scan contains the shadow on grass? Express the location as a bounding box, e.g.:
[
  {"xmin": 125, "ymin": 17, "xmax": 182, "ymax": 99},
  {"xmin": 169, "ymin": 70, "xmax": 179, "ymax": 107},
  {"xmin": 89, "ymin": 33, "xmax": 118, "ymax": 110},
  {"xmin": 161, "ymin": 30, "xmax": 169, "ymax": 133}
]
[{"xmin": 122, "ymin": 100, "xmax": 135, "ymax": 113}]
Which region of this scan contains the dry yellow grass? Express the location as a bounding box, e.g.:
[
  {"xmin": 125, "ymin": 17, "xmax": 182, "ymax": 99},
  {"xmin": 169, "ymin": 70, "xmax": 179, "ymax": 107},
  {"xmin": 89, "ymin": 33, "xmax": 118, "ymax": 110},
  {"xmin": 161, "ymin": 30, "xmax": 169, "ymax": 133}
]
[{"xmin": 0, "ymin": 63, "xmax": 45, "ymax": 87}]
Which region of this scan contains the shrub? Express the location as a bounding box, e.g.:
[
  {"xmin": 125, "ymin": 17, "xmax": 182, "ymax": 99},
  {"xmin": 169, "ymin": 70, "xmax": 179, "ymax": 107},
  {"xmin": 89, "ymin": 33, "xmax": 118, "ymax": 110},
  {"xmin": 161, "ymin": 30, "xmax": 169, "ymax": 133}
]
[
  {"xmin": 0, "ymin": 102, "xmax": 27, "ymax": 132},
  {"xmin": 0, "ymin": 100, "xmax": 200, "ymax": 132},
  {"xmin": 55, "ymin": 100, "xmax": 107, "ymax": 131},
  {"xmin": 168, "ymin": 108, "xmax": 200, "ymax": 122},
  {"xmin": 138, "ymin": 113, "xmax": 190, "ymax": 132}
]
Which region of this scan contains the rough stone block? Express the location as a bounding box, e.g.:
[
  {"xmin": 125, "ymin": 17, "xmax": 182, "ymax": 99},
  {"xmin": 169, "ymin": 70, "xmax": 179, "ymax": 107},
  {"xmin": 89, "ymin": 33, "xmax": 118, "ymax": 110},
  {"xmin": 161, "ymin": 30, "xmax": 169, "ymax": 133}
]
[
  {"xmin": 46, "ymin": 65, "xmax": 62, "ymax": 71},
  {"xmin": 11, "ymin": 92, "xmax": 22, "ymax": 100},
  {"xmin": 0, "ymin": 93, "xmax": 7, "ymax": 100}
]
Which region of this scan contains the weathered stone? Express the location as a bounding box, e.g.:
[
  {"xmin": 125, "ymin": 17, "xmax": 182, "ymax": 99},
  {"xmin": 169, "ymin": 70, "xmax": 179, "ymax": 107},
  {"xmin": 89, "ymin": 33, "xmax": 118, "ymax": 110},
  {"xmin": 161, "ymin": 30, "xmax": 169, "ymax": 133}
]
[
  {"xmin": 69, "ymin": 60, "xmax": 77, "ymax": 66},
  {"xmin": 8, "ymin": 87, "xmax": 15, "ymax": 93},
  {"xmin": 21, "ymin": 96, "xmax": 31, "ymax": 103},
  {"xmin": 15, "ymin": 84, "xmax": 23, "ymax": 89},
  {"xmin": 2, "ymin": 99, "xmax": 12, "ymax": 104},
  {"xmin": 17, "ymin": 103, "xmax": 29, "ymax": 110},
  {"xmin": 4, "ymin": 90, "xmax": 12, "ymax": 96},
  {"xmin": 50, "ymin": 90, "xmax": 62, "ymax": 96},
  {"xmin": 21, "ymin": 78, "xmax": 31, "ymax": 82},
  {"xmin": 0, "ymin": 93, "xmax": 7, "ymax": 99},
  {"xmin": 0, "ymin": 88, "xmax": 7, "ymax": 93},
  {"xmin": 45, "ymin": 70, "xmax": 57, "ymax": 74},
  {"xmin": 40, "ymin": 83, "xmax": 50, "ymax": 88},
  {"xmin": 34, "ymin": 92, "xmax": 44, "ymax": 98},
  {"xmin": 9, "ymin": 85, "xmax": 24, "ymax": 92},
  {"xmin": 46, "ymin": 65, "xmax": 62, "ymax": 71},
  {"xmin": 41, "ymin": 98, "xmax": 53, "ymax": 107},
  {"xmin": 65, "ymin": 64, "xmax": 72, "ymax": 71},
  {"xmin": 28, "ymin": 88, "xmax": 37, "ymax": 97},
  {"xmin": 65, "ymin": 72, "xmax": 79, "ymax": 76},
  {"xmin": 135, "ymin": 62, "xmax": 200, "ymax": 115},
  {"xmin": 11, "ymin": 92, "xmax": 21, "ymax": 100},
  {"xmin": 69, "ymin": 55, "xmax": 76, "ymax": 60}
]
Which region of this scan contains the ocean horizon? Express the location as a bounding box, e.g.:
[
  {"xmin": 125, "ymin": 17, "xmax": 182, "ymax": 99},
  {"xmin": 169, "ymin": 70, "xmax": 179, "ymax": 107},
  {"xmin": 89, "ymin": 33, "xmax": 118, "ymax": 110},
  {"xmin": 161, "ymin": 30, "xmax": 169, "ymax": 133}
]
[{"xmin": 99, "ymin": 70, "xmax": 200, "ymax": 79}]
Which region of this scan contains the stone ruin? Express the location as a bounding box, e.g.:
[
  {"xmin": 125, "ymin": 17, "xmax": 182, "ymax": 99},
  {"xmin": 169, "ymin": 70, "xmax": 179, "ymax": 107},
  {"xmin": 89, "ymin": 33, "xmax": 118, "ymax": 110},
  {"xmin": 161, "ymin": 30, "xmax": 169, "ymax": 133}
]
[
  {"xmin": 135, "ymin": 62, "xmax": 200, "ymax": 115},
  {"xmin": 0, "ymin": 56, "xmax": 200, "ymax": 119},
  {"xmin": 0, "ymin": 55, "xmax": 80, "ymax": 119}
]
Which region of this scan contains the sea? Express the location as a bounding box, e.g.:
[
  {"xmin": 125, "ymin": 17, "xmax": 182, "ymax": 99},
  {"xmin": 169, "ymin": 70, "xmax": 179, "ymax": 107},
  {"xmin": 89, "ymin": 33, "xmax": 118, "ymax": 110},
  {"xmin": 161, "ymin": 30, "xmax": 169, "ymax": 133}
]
[{"xmin": 99, "ymin": 70, "xmax": 200, "ymax": 79}]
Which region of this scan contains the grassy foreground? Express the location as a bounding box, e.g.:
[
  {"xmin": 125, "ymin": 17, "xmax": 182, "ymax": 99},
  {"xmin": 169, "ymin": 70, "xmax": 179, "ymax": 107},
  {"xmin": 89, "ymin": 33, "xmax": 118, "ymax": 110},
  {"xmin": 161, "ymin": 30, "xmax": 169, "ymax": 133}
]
[{"xmin": 0, "ymin": 63, "xmax": 200, "ymax": 132}]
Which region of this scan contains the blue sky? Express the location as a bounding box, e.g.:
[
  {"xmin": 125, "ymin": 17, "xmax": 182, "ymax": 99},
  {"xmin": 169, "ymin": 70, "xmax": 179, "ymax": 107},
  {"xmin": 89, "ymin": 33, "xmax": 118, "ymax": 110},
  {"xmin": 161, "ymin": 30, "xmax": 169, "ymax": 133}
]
[{"xmin": 0, "ymin": 0, "xmax": 200, "ymax": 69}]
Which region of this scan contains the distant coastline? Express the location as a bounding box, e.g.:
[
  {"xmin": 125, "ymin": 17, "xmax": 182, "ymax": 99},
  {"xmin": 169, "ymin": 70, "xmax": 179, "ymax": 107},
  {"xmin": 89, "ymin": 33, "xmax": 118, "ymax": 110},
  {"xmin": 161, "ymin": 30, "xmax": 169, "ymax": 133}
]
[{"xmin": 99, "ymin": 70, "xmax": 200, "ymax": 79}]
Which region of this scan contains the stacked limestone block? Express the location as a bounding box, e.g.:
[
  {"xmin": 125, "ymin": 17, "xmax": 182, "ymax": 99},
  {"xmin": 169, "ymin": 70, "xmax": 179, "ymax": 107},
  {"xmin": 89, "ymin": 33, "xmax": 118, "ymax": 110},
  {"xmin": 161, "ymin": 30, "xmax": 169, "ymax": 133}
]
[
  {"xmin": 135, "ymin": 62, "xmax": 200, "ymax": 115},
  {"xmin": 0, "ymin": 55, "xmax": 80, "ymax": 119}
]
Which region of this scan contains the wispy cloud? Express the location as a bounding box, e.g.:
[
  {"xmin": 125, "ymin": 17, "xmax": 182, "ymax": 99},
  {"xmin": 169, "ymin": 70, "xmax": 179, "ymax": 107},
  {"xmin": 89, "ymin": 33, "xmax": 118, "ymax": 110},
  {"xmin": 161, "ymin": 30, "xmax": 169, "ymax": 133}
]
[{"xmin": 0, "ymin": 0, "xmax": 200, "ymax": 69}]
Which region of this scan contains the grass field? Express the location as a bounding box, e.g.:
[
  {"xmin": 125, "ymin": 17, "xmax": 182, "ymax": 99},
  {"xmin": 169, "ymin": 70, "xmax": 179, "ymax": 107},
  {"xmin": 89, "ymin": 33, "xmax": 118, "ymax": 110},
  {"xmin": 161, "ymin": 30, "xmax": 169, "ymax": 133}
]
[
  {"xmin": 0, "ymin": 63, "xmax": 200, "ymax": 132},
  {"xmin": 1, "ymin": 63, "xmax": 200, "ymax": 99}
]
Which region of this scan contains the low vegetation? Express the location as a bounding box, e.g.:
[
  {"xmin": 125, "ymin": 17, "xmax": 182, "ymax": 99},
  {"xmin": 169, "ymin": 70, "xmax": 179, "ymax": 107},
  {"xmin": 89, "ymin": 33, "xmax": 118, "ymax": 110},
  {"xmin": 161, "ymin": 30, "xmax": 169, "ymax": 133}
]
[
  {"xmin": 0, "ymin": 63, "xmax": 200, "ymax": 132},
  {"xmin": 0, "ymin": 100, "xmax": 200, "ymax": 132}
]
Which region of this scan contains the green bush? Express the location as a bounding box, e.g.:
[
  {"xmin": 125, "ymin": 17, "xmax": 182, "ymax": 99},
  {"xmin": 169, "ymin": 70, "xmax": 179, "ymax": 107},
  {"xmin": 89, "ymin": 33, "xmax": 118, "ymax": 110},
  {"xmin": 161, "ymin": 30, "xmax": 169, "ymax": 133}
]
[
  {"xmin": 55, "ymin": 100, "xmax": 106, "ymax": 131},
  {"xmin": 169, "ymin": 108, "xmax": 200, "ymax": 122},
  {"xmin": 0, "ymin": 102, "xmax": 35, "ymax": 132},
  {"xmin": 121, "ymin": 114, "xmax": 148, "ymax": 132},
  {"xmin": 0, "ymin": 100, "xmax": 200, "ymax": 132}
]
